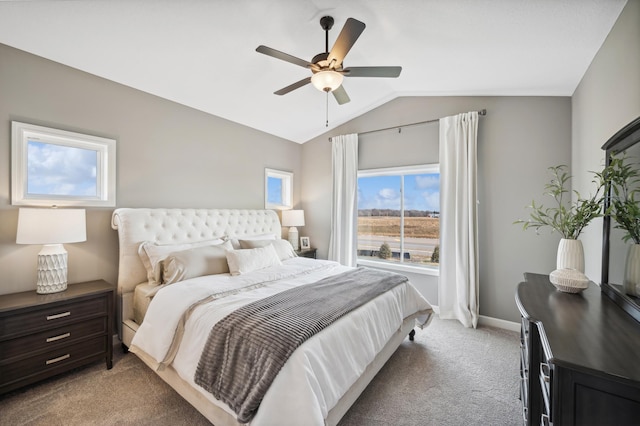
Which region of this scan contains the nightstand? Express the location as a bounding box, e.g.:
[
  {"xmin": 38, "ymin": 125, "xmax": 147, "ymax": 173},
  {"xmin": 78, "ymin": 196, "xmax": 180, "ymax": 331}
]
[
  {"xmin": 0, "ymin": 280, "xmax": 114, "ymax": 395},
  {"xmin": 296, "ymin": 248, "xmax": 317, "ymax": 259}
]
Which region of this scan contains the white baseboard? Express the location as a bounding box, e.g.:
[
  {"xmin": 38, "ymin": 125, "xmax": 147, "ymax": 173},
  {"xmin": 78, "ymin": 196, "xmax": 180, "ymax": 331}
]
[
  {"xmin": 429, "ymin": 305, "xmax": 520, "ymax": 332},
  {"xmin": 478, "ymin": 315, "xmax": 520, "ymax": 332}
]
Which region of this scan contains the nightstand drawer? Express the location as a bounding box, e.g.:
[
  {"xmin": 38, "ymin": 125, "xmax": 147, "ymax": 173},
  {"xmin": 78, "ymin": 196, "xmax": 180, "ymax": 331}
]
[
  {"xmin": 0, "ymin": 316, "xmax": 107, "ymax": 361},
  {"xmin": 0, "ymin": 335, "xmax": 107, "ymax": 387},
  {"xmin": 0, "ymin": 295, "xmax": 107, "ymax": 338}
]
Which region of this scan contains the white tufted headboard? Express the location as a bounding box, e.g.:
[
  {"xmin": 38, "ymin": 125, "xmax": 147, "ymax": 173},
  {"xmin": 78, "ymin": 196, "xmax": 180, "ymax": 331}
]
[{"xmin": 111, "ymin": 208, "xmax": 282, "ymax": 295}]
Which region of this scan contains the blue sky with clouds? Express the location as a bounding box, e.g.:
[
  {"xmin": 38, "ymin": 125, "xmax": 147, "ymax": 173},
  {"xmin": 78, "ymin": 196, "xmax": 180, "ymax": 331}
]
[
  {"xmin": 358, "ymin": 173, "xmax": 440, "ymax": 212},
  {"xmin": 267, "ymin": 176, "xmax": 283, "ymax": 204},
  {"xmin": 27, "ymin": 140, "xmax": 98, "ymax": 196}
]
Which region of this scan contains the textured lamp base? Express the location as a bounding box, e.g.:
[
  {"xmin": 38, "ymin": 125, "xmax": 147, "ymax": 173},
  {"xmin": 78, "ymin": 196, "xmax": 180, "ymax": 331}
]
[
  {"xmin": 288, "ymin": 227, "xmax": 299, "ymax": 251},
  {"xmin": 36, "ymin": 244, "xmax": 68, "ymax": 294}
]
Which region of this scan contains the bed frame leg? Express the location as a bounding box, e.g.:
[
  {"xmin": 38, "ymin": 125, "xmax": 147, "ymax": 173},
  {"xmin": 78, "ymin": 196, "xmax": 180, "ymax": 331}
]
[
  {"xmin": 408, "ymin": 329, "xmax": 415, "ymax": 341},
  {"xmin": 122, "ymin": 343, "xmax": 129, "ymax": 353}
]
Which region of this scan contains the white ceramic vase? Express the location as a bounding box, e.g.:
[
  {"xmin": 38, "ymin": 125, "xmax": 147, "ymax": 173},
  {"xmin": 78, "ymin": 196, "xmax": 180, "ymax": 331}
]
[
  {"xmin": 556, "ymin": 238, "xmax": 585, "ymax": 273},
  {"xmin": 623, "ymin": 244, "xmax": 640, "ymax": 297}
]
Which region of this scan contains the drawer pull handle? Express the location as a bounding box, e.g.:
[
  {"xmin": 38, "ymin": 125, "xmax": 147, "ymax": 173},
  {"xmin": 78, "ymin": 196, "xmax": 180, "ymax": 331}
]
[
  {"xmin": 46, "ymin": 332, "xmax": 71, "ymax": 343},
  {"xmin": 46, "ymin": 311, "xmax": 71, "ymax": 320},
  {"xmin": 541, "ymin": 413, "xmax": 550, "ymax": 426},
  {"xmin": 541, "ymin": 362, "xmax": 551, "ymax": 382},
  {"xmin": 45, "ymin": 354, "xmax": 70, "ymax": 365}
]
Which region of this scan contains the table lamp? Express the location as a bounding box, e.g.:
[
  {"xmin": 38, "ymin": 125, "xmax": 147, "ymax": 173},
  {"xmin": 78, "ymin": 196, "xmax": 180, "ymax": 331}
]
[
  {"xmin": 281, "ymin": 209, "xmax": 305, "ymax": 251},
  {"xmin": 16, "ymin": 208, "xmax": 87, "ymax": 294}
]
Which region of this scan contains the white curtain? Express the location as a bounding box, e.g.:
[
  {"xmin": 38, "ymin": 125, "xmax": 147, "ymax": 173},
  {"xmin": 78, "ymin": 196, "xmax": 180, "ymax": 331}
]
[
  {"xmin": 328, "ymin": 133, "xmax": 359, "ymax": 267},
  {"xmin": 438, "ymin": 111, "xmax": 479, "ymax": 328}
]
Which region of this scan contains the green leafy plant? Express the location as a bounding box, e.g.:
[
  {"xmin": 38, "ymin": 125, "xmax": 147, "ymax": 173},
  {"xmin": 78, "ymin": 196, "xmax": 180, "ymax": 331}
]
[
  {"xmin": 602, "ymin": 153, "xmax": 640, "ymax": 244},
  {"xmin": 515, "ymin": 165, "xmax": 605, "ymax": 239}
]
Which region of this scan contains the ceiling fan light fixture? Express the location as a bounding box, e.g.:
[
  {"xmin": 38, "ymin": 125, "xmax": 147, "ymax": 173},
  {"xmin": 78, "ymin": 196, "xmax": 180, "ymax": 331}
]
[{"xmin": 311, "ymin": 70, "xmax": 343, "ymax": 92}]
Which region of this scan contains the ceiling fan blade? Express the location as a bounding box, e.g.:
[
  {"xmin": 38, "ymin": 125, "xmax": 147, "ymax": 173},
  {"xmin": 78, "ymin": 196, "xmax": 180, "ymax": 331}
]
[
  {"xmin": 343, "ymin": 66, "xmax": 402, "ymax": 78},
  {"xmin": 327, "ymin": 18, "xmax": 366, "ymax": 66},
  {"xmin": 332, "ymin": 85, "xmax": 350, "ymax": 105},
  {"xmin": 256, "ymin": 45, "xmax": 314, "ymax": 69},
  {"xmin": 274, "ymin": 77, "xmax": 312, "ymax": 95}
]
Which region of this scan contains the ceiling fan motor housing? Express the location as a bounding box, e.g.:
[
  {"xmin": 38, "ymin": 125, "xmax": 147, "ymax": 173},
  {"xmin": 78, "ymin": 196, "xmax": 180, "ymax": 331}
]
[{"xmin": 311, "ymin": 52, "xmax": 341, "ymax": 71}]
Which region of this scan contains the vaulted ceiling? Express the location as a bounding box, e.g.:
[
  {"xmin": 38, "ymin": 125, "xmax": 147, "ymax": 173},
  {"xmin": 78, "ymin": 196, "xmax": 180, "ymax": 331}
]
[{"xmin": 0, "ymin": 0, "xmax": 627, "ymax": 143}]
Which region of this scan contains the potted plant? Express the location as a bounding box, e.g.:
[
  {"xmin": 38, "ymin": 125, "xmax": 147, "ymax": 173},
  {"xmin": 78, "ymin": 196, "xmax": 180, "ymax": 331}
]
[
  {"xmin": 515, "ymin": 165, "xmax": 605, "ymax": 273},
  {"xmin": 602, "ymin": 153, "xmax": 640, "ymax": 296}
]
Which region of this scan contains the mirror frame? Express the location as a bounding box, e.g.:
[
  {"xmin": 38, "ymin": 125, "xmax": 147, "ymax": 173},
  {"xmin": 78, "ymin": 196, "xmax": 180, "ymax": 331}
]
[{"xmin": 601, "ymin": 115, "xmax": 640, "ymax": 323}]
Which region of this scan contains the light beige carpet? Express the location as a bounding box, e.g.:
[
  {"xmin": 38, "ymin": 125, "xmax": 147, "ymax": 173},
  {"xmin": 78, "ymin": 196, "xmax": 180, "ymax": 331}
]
[{"xmin": 0, "ymin": 316, "xmax": 521, "ymax": 425}]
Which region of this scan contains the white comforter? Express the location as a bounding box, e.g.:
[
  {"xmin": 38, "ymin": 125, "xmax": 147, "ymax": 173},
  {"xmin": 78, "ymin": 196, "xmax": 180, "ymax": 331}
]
[{"xmin": 130, "ymin": 258, "xmax": 432, "ymax": 426}]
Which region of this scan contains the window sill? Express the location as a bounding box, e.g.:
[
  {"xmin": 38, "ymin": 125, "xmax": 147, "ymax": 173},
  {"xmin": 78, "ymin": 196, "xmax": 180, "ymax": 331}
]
[{"xmin": 357, "ymin": 259, "xmax": 440, "ymax": 276}]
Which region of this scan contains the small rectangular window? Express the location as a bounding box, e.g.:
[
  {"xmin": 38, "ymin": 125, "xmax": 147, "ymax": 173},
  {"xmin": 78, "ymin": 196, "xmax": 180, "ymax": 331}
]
[
  {"xmin": 265, "ymin": 168, "xmax": 293, "ymax": 210},
  {"xmin": 11, "ymin": 121, "xmax": 116, "ymax": 207},
  {"xmin": 357, "ymin": 164, "xmax": 439, "ymax": 268}
]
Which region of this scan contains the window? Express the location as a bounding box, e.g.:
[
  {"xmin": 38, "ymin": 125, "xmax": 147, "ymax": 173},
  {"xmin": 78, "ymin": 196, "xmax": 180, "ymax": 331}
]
[
  {"xmin": 357, "ymin": 164, "xmax": 440, "ymax": 269},
  {"xmin": 11, "ymin": 121, "xmax": 116, "ymax": 207},
  {"xmin": 265, "ymin": 168, "xmax": 293, "ymax": 210}
]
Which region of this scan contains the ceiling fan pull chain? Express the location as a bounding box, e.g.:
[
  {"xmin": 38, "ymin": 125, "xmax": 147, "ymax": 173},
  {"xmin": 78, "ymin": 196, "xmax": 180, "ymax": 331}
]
[{"xmin": 326, "ymin": 91, "xmax": 329, "ymax": 127}]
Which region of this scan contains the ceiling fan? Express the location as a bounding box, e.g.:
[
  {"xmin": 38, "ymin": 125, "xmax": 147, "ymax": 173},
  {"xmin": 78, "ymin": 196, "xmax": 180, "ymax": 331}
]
[{"xmin": 256, "ymin": 16, "xmax": 402, "ymax": 105}]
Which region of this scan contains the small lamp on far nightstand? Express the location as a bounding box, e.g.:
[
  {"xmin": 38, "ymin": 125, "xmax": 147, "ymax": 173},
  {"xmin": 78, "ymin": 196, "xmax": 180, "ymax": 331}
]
[
  {"xmin": 16, "ymin": 207, "xmax": 87, "ymax": 294},
  {"xmin": 282, "ymin": 209, "xmax": 305, "ymax": 251}
]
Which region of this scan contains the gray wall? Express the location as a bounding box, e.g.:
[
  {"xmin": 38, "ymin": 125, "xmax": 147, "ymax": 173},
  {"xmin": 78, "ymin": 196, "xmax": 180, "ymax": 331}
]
[
  {"xmin": 572, "ymin": 0, "xmax": 640, "ymax": 283},
  {"xmin": 301, "ymin": 96, "xmax": 571, "ymax": 322},
  {"xmin": 0, "ymin": 43, "xmax": 302, "ymax": 295}
]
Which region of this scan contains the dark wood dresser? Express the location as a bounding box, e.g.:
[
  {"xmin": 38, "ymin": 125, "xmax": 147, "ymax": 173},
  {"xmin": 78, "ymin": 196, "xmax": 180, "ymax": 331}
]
[
  {"xmin": 0, "ymin": 280, "xmax": 114, "ymax": 395},
  {"xmin": 516, "ymin": 273, "xmax": 640, "ymax": 425}
]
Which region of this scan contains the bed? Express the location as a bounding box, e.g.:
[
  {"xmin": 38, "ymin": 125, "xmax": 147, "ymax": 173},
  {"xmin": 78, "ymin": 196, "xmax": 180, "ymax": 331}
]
[{"xmin": 111, "ymin": 208, "xmax": 433, "ymax": 426}]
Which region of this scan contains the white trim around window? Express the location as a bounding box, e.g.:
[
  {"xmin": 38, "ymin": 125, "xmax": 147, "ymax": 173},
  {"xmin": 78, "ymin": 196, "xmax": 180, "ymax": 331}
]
[
  {"xmin": 11, "ymin": 121, "xmax": 116, "ymax": 207},
  {"xmin": 358, "ymin": 258, "xmax": 440, "ymax": 276}
]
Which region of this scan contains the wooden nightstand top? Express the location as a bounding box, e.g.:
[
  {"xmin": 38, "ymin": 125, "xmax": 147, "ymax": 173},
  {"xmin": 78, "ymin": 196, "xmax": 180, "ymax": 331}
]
[{"xmin": 0, "ymin": 280, "xmax": 114, "ymax": 313}]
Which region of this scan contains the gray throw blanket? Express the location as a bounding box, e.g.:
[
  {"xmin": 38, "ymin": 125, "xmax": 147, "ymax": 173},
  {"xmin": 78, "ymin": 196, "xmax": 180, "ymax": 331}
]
[{"xmin": 194, "ymin": 267, "xmax": 408, "ymax": 423}]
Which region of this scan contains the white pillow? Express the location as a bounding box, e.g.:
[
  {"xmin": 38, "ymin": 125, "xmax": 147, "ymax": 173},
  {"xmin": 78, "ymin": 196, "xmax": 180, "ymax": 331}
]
[
  {"xmin": 163, "ymin": 240, "xmax": 233, "ymax": 285},
  {"xmin": 239, "ymin": 239, "xmax": 297, "ymax": 260},
  {"xmin": 138, "ymin": 239, "xmax": 223, "ymax": 285},
  {"xmin": 228, "ymin": 233, "xmax": 276, "ymax": 249},
  {"xmin": 226, "ymin": 244, "xmax": 282, "ymax": 276}
]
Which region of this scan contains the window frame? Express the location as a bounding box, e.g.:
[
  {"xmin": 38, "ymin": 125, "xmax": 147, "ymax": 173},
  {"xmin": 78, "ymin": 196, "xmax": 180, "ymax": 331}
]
[
  {"xmin": 11, "ymin": 121, "xmax": 116, "ymax": 207},
  {"xmin": 357, "ymin": 163, "xmax": 440, "ymax": 274},
  {"xmin": 264, "ymin": 168, "xmax": 293, "ymax": 210}
]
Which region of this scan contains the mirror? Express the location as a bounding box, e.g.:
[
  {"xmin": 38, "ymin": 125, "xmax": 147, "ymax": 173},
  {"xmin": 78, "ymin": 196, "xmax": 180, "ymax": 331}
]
[{"xmin": 601, "ymin": 116, "xmax": 640, "ymax": 322}]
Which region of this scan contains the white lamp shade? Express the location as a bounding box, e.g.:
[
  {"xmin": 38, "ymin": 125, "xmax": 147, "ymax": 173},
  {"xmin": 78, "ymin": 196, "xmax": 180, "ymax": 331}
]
[
  {"xmin": 281, "ymin": 210, "xmax": 305, "ymax": 227},
  {"xmin": 16, "ymin": 208, "xmax": 87, "ymax": 245},
  {"xmin": 311, "ymin": 70, "xmax": 344, "ymax": 92}
]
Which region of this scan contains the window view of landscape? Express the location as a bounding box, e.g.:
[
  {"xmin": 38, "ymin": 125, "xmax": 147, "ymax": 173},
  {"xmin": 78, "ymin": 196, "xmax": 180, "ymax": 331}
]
[{"xmin": 357, "ymin": 170, "xmax": 440, "ymax": 267}]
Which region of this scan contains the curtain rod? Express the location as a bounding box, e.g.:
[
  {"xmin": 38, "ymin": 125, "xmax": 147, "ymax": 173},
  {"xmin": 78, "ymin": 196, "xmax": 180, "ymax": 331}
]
[{"xmin": 328, "ymin": 109, "xmax": 487, "ymax": 141}]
